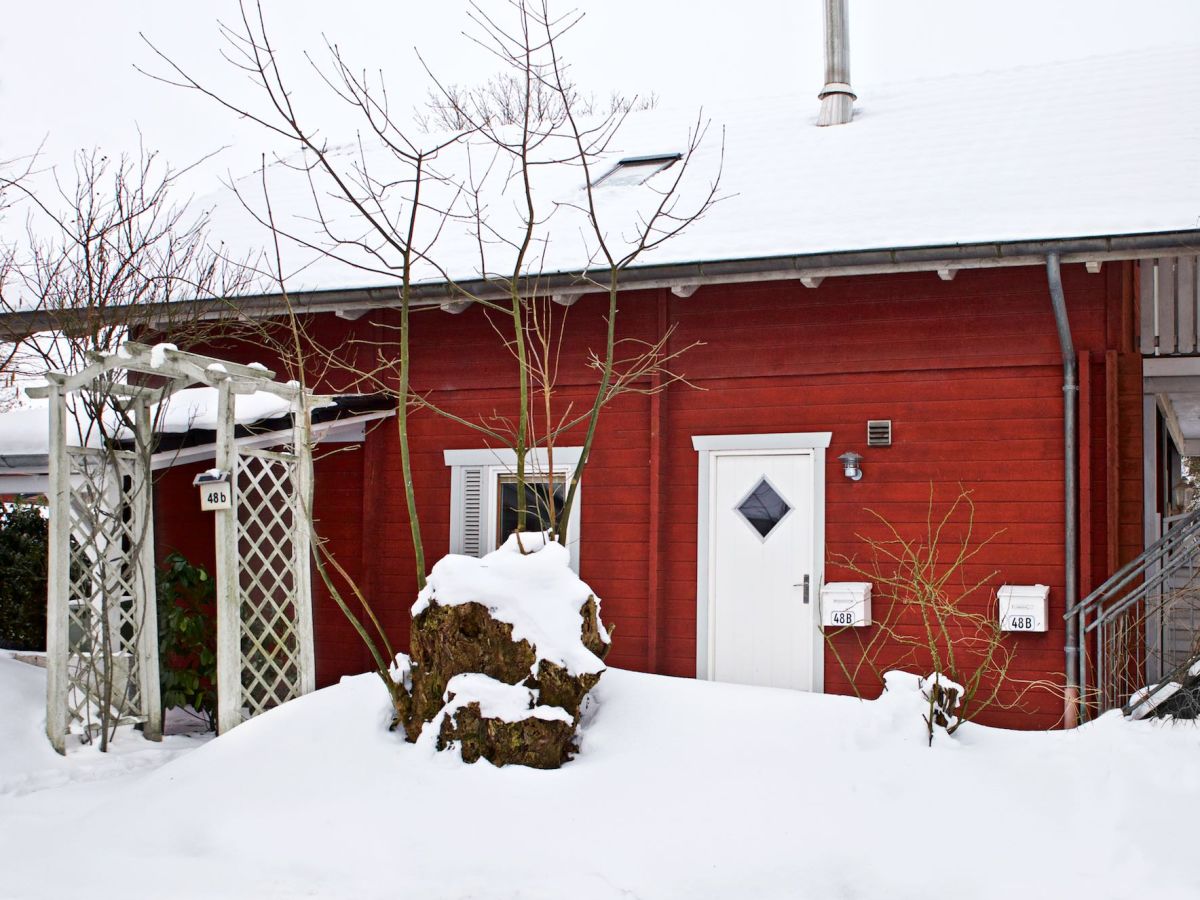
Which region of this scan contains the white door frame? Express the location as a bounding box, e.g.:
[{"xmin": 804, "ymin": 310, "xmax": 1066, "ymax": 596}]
[{"xmin": 692, "ymin": 432, "xmax": 830, "ymax": 690}]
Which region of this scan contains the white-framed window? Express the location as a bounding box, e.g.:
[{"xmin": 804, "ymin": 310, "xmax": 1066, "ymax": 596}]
[{"xmin": 443, "ymin": 447, "xmax": 582, "ymax": 571}]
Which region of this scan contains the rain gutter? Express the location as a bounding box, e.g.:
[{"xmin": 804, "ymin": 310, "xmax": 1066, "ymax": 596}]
[{"xmin": 1, "ymin": 230, "xmax": 1198, "ymax": 334}]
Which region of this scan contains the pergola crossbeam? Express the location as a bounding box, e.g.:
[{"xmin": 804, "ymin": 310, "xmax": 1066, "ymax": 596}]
[{"xmin": 120, "ymin": 341, "xmax": 279, "ymax": 382}]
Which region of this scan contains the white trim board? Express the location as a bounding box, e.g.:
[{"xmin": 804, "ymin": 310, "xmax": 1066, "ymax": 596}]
[
  {"xmin": 443, "ymin": 446, "xmax": 583, "ymax": 467},
  {"xmin": 693, "ymin": 432, "xmax": 829, "ymax": 692},
  {"xmin": 691, "ymin": 432, "xmax": 832, "ymax": 452},
  {"xmin": 0, "ymin": 474, "xmax": 50, "ymax": 494}
]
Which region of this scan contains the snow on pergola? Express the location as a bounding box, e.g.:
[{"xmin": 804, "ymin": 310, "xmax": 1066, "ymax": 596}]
[{"xmin": 27, "ymin": 341, "xmax": 317, "ymax": 752}]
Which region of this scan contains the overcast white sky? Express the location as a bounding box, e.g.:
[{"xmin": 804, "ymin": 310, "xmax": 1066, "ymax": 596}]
[{"xmin": 2, "ymin": 0, "xmax": 1198, "ymax": 197}]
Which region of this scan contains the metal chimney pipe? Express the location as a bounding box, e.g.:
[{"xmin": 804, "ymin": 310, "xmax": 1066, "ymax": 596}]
[{"xmin": 817, "ymin": 0, "xmax": 856, "ymax": 126}]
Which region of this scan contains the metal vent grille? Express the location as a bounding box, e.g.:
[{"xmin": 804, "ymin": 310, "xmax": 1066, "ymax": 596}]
[{"xmin": 867, "ymin": 420, "xmax": 892, "ymax": 447}]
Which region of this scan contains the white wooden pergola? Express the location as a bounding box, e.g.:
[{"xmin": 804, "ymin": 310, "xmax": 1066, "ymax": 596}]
[{"xmin": 30, "ymin": 341, "xmax": 317, "ymax": 751}]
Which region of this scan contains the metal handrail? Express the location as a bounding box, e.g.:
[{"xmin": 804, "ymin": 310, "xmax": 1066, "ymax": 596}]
[
  {"xmin": 1067, "ymin": 507, "xmax": 1200, "ymax": 716},
  {"xmin": 1068, "ymin": 508, "xmax": 1200, "ymax": 621}
]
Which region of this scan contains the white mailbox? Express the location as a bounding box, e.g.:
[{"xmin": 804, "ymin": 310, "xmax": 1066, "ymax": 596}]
[
  {"xmin": 821, "ymin": 582, "xmax": 872, "ymax": 627},
  {"xmin": 193, "ymin": 469, "xmax": 232, "ymax": 512},
  {"xmin": 998, "ymin": 584, "xmax": 1049, "ymax": 632}
]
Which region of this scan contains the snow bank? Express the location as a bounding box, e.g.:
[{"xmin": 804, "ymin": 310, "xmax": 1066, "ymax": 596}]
[
  {"xmin": 413, "ymin": 532, "xmax": 607, "ymax": 677},
  {"xmin": 0, "ymin": 651, "xmax": 206, "ymax": 797},
  {"xmin": 3, "ymin": 651, "xmax": 1199, "ymax": 898}
]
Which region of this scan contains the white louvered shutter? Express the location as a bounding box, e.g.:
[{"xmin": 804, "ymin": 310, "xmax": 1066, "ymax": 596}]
[{"xmin": 460, "ymin": 466, "xmax": 484, "ymax": 557}]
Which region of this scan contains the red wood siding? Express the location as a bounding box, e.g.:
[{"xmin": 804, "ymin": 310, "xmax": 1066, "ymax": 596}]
[
  {"xmin": 155, "ymin": 449, "xmax": 372, "ymax": 687},
  {"xmin": 155, "ymin": 460, "xmax": 218, "ymax": 575},
  {"xmin": 164, "ymin": 261, "xmax": 1142, "ymax": 729}
]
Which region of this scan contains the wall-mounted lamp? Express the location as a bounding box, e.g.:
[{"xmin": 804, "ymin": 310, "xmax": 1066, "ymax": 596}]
[
  {"xmin": 1172, "ymin": 480, "xmax": 1195, "ymax": 512},
  {"xmin": 838, "ymin": 451, "xmax": 863, "ymax": 481}
]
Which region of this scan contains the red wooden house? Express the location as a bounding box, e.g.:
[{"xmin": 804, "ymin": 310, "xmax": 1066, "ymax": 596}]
[{"xmin": 6, "ymin": 36, "xmax": 1200, "ymax": 730}]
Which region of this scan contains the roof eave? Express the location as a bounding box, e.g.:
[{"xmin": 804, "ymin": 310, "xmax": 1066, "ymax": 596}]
[
  {"xmin": 2, "ymin": 228, "xmax": 1198, "ymax": 333},
  {"xmin": 209, "ymin": 228, "xmax": 1200, "ymax": 319}
]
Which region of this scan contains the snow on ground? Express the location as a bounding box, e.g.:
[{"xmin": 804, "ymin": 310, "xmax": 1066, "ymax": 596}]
[
  {"xmin": 0, "ymin": 652, "xmax": 208, "ymax": 798},
  {"xmin": 2, "ymin": 654, "xmax": 1199, "ymax": 899}
]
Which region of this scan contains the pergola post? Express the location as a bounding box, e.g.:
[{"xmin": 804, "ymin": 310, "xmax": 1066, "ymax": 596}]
[
  {"xmin": 293, "ymin": 392, "xmax": 317, "ymax": 696},
  {"xmin": 214, "ymin": 378, "xmax": 242, "ymax": 735},
  {"xmin": 45, "ymin": 381, "xmax": 70, "ymax": 755},
  {"xmin": 133, "ymin": 397, "xmax": 163, "ymax": 742}
]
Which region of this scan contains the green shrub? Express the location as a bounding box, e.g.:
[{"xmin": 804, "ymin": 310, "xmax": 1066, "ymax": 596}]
[
  {"xmin": 0, "ymin": 502, "xmax": 49, "ymax": 651},
  {"xmin": 157, "ymin": 551, "xmax": 217, "ymax": 731}
]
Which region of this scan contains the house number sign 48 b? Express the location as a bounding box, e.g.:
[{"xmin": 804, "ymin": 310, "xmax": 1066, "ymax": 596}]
[
  {"xmin": 201, "ymin": 486, "xmax": 232, "ymax": 511},
  {"xmin": 194, "ymin": 470, "xmax": 232, "ymax": 511}
]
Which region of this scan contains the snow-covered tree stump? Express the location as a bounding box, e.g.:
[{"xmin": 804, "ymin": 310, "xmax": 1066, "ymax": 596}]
[{"xmin": 394, "ymin": 533, "xmax": 611, "ymax": 768}]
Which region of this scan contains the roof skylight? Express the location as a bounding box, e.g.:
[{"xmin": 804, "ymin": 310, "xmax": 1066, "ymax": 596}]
[{"xmin": 593, "ymin": 154, "xmax": 681, "ymax": 188}]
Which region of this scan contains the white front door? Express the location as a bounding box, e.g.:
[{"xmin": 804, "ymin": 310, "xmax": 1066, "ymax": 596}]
[{"xmin": 707, "ymin": 451, "xmax": 817, "ymax": 690}]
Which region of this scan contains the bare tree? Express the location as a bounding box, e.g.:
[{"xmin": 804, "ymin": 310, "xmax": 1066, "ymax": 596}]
[
  {"xmin": 411, "ymin": 0, "xmax": 720, "ymax": 546},
  {"xmin": 0, "ymin": 149, "xmax": 41, "ymax": 411},
  {"xmin": 0, "ymin": 149, "xmax": 248, "ymax": 384},
  {"xmin": 414, "ymin": 70, "xmax": 658, "ymax": 133},
  {"xmin": 145, "ymin": 0, "xmax": 721, "ymax": 731},
  {"xmin": 0, "ymin": 149, "xmax": 248, "ymax": 750}
]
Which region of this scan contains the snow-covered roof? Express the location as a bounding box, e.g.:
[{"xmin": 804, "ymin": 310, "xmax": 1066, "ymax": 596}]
[
  {"xmin": 0, "ymin": 405, "xmax": 100, "ymax": 459},
  {"xmin": 0, "ymin": 387, "xmax": 291, "ymax": 468},
  {"xmin": 204, "ymin": 44, "xmax": 1200, "ymax": 299}
]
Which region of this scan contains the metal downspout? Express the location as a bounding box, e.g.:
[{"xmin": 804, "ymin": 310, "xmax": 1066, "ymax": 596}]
[{"xmin": 1046, "ymin": 252, "xmax": 1080, "ymax": 727}]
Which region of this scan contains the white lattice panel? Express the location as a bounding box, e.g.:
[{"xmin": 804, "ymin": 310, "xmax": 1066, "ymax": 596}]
[
  {"xmin": 59, "ymin": 448, "xmax": 154, "ymax": 740},
  {"xmin": 235, "ymin": 447, "xmax": 305, "ymax": 719}
]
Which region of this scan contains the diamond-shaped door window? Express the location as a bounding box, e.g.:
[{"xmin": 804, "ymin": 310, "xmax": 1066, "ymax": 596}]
[{"xmin": 736, "ymin": 477, "xmax": 792, "ymax": 539}]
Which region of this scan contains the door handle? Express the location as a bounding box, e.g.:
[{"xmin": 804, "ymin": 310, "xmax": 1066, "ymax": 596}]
[{"xmin": 794, "ymin": 575, "xmax": 810, "ymax": 603}]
